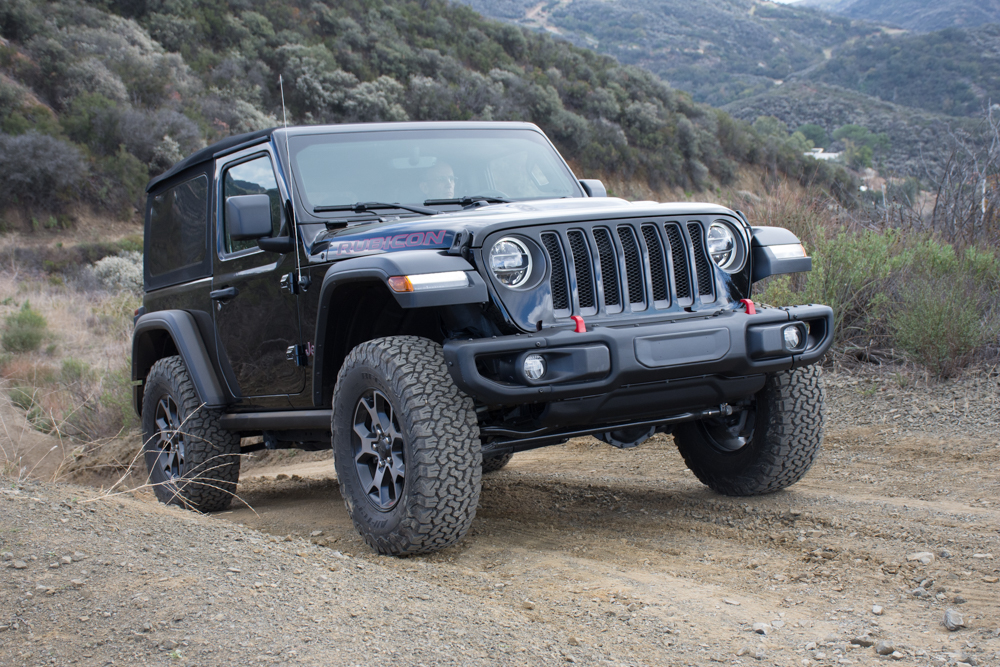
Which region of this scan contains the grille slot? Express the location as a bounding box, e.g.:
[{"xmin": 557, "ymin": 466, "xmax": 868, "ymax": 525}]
[
  {"xmin": 593, "ymin": 228, "xmax": 620, "ymax": 308},
  {"xmin": 687, "ymin": 222, "xmax": 714, "ymax": 300},
  {"xmin": 567, "ymin": 230, "xmax": 595, "ymax": 309},
  {"xmin": 664, "ymin": 224, "xmax": 691, "ymax": 301},
  {"xmin": 617, "ymin": 226, "xmax": 645, "ymax": 306},
  {"xmin": 541, "ymin": 232, "xmax": 569, "ymax": 311},
  {"xmin": 641, "ymin": 224, "xmax": 669, "ymax": 303}
]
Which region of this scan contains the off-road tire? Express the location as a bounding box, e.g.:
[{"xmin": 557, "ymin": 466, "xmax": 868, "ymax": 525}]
[
  {"xmin": 482, "ymin": 451, "xmax": 513, "ymax": 474},
  {"xmin": 673, "ymin": 365, "xmax": 823, "ymax": 496},
  {"xmin": 141, "ymin": 356, "xmax": 241, "ymax": 512},
  {"xmin": 332, "ymin": 336, "xmax": 481, "ymax": 556}
]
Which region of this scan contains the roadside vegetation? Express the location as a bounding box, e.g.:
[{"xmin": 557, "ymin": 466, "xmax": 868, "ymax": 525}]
[
  {"xmin": 0, "ymin": 239, "xmax": 140, "ymax": 456},
  {"xmin": 0, "ymin": 0, "xmax": 851, "ymax": 231},
  {"xmin": 744, "ymin": 110, "xmax": 1000, "ymax": 377}
]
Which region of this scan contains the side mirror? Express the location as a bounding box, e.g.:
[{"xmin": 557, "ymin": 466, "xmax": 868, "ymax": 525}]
[
  {"xmin": 257, "ymin": 236, "xmax": 295, "ymax": 253},
  {"xmin": 226, "ymin": 194, "xmax": 273, "ymax": 240},
  {"xmin": 579, "ymin": 179, "xmax": 607, "ymax": 197}
]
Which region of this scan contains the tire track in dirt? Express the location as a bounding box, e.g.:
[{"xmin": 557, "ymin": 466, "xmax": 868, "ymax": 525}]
[{"xmin": 225, "ymin": 429, "xmax": 1000, "ymax": 665}]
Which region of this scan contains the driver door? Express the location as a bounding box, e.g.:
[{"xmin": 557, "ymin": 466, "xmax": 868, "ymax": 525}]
[{"xmin": 212, "ymin": 149, "xmax": 304, "ymax": 404}]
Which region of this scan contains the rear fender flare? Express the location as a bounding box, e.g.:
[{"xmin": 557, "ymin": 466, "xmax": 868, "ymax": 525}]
[{"xmin": 132, "ymin": 310, "xmax": 230, "ymax": 415}]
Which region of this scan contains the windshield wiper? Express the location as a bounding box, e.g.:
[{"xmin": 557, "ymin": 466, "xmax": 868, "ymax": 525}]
[
  {"xmin": 314, "ymin": 202, "xmax": 440, "ymax": 216},
  {"xmin": 424, "ymin": 195, "xmax": 513, "ymax": 207}
]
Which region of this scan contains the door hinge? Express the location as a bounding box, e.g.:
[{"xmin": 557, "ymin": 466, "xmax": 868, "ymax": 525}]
[
  {"xmin": 286, "ymin": 344, "xmax": 309, "ymax": 366},
  {"xmin": 280, "ymin": 272, "xmax": 312, "ymax": 294}
]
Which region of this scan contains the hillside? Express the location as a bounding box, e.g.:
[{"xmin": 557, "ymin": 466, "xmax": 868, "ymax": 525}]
[
  {"xmin": 0, "ymin": 0, "xmax": 850, "ymax": 228},
  {"xmin": 458, "ymin": 0, "xmax": 878, "ymax": 107},
  {"xmin": 458, "ymin": 0, "xmax": 995, "ymax": 177},
  {"xmin": 802, "ymin": 24, "xmax": 1000, "ymax": 117},
  {"xmin": 799, "ymin": 0, "xmax": 1000, "ymax": 33},
  {"xmin": 721, "ymin": 82, "xmax": 980, "ymax": 176}
]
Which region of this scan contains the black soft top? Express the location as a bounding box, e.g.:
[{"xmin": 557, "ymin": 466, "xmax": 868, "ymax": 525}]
[{"xmin": 145, "ymin": 127, "xmax": 276, "ymax": 193}]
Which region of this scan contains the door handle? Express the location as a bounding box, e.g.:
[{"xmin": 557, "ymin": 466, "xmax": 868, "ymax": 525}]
[{"xmin": 210, "ymin": 286, "xmax": 239, "ymax": 301}]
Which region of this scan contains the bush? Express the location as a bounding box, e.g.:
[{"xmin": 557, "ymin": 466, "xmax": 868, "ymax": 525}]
[
  {"xmin": 890, "ymin": 277, "xmax": 997, "ymax": 377},
  {"xmin": 92, "ymin": 250, "xmax": 143, "ymax": 293},
  {"xmin": 756, "ymin": 216, "xmax": 1000, "ymax": 377},
  {"xmin": 2, "ymin": 302, "xmax": 49, "ymax": 353},
  {"xmin": 94, "ymin": 145, "xmax": 149, "ymax": 218},
  {"xmin": 0, "ymin": 131, "xmax": 87, "ymax": 210}
]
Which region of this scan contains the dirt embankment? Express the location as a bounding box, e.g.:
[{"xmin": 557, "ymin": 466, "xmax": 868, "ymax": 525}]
[{"xmin": 2, "ymin": 369, "xmax": 1000, "ymax": 666}]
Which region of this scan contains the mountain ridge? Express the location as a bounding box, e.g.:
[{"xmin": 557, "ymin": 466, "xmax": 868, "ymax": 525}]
[{"xmin": 797, "ymin": 0, "xmax": 1000, "ymax": 33}]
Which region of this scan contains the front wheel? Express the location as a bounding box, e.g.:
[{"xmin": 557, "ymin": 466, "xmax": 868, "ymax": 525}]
[
  {"xmin": 673, "ymin": 365, "xmax": 823, "ymax": 496},
  {"xmin": 332, "ymin": 336, "xmax": 481, "ymax": 556}
]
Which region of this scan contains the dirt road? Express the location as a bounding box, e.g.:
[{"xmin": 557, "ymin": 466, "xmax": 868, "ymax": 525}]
[{"xmin": 2, "ymin": 369, "xmax": 1000, "ymax": 666}]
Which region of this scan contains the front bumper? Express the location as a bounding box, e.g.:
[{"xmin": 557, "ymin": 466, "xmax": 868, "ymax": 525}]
[{"xmin": 443, "ymin": 304, "xmax": 833, "ymax": 411}]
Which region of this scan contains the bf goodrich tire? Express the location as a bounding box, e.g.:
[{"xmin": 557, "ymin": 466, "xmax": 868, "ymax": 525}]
[
  {"xmin": 482, "ymin": 451, "xmax": 514, "ymax": 474},
  {"xmin": 332, "ymin": 336, "xmax": 481, "ymax": 556},
  {"xmin": 141, "ymin": 356, "xmax": 241, "ymax": 512},
  {"xmin": 673, "ymin": 365, "xmax": 823, "ymax": 496}
]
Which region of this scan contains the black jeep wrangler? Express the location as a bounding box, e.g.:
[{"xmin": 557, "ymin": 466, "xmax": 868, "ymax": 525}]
[{"xmin": 132, "ymin": 121, "xmax": 832, "ymax": 556}]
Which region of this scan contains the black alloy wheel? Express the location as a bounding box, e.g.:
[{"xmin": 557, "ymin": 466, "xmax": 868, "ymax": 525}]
[
  {"xmin": 352, "ymin": 389, "xmax": 406, "ymax": 510},
  {"xmin": 151, "ymin": 393, "xmax": 188, "ymax": 481}
]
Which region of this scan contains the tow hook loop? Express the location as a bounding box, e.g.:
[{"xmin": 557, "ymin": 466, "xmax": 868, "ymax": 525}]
[
  {"xmin": 739, "ymin": 299, "xmax": 756, "ymax": 315},
  {"xmin": 570, "ymin": 315, "xmax": 587, "ymax": 333}
]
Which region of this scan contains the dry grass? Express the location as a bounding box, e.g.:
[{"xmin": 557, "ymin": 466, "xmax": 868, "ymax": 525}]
[{"xmin": 0, "ymin": 257, "xmax": 139, "ymax": 480}]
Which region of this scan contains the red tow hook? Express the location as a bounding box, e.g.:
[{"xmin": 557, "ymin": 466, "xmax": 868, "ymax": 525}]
[
  {"xmin": 739, "ymin": 299, "xmax": 757, "ymax": 315},
  {"xmin": 570, "ymin": 315, "xmax": 587, "ymax": 333}
]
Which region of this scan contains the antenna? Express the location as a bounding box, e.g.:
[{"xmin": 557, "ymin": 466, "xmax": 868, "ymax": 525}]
[{"xmin": 279, "ymin": 75, "xmax": 303, "ymax": 286}]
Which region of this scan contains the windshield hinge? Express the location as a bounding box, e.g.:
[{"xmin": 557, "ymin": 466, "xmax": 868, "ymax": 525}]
[
  {"xmin": 280, "ymin": 272, "xmax": 311, "ymax": 294},
  {"xmin": 447, "ymin": 230, "xmax": 473, "ymax": 260}
]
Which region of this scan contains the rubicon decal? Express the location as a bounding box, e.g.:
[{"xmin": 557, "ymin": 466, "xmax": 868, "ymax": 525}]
[{"xmin": 335, "ymin": 230, "xmax": 448, "ymax": 256}]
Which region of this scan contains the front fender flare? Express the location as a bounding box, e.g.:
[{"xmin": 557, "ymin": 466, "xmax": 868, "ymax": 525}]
[
  {"xmin": 132, "ymin": 310, "xmax": 230, "ymax": 415},
  {"xmin": 312, "ymin": 250, "xmax": 488, "ymax": 406}
]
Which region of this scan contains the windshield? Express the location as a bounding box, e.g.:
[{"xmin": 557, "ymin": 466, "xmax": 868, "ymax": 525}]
[{"xmin": 287, "ymin": 128, "xmax": 583, "ymax": 213}]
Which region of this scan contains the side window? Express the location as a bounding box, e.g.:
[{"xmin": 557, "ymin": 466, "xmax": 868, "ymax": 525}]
[
  {"xmin": 147, "ymin": 175, "xmax": 209, "ymax": 279},
  {"xmin": 223, "ymin": 155, "xmax": 283, "ymax": 254}
]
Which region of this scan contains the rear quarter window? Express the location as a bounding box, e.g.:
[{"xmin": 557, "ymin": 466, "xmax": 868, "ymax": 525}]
[{"xmin": 145, "ymin": 173, "xmax": 211, "ymax": 289}]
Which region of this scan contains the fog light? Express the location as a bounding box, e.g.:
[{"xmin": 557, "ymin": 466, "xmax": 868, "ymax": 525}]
[
  {"xmin": 523, "ymin": 354, "xmax": 546, "ymax": 381},
  {"xmin": 783, "ymin": 326, "xmax": 802, "ymax": 350}
]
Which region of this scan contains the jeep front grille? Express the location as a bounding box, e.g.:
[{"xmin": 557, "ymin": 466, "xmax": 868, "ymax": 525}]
[{"xmin": 542, "ymin": 221, "xmax": 716, "ymax": 315}]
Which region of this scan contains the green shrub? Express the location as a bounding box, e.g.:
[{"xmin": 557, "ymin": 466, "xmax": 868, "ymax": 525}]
[
  {"xmin": 9, "ymin": 386, "xmax": 37, "ymax": 411},
  {"xmin": 800, "ymin": 229, "xmax": 900, "ymax": 340},
  {"xmin": 890, "ymin": 277, "xmax": 997, "ymax": 377},
  {"xmin": 2, "ymin": 302, "xmax": 49, "ymax": 352},
  {"xmin": 60, "ymin": 358, "xmax": 92, "ymax": 384}
]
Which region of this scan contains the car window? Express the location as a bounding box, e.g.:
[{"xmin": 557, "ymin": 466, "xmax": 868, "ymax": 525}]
[
  {"xmin": 222, "ymin": 155, "xmax": 283, "ymax": 254},
  {"xmin": 288, "ymin": 128, "xmax": 582, "ymax": 212},
  {"xmin": 147, "ymin": 174, "xmax": 209, "ymax": 279}
]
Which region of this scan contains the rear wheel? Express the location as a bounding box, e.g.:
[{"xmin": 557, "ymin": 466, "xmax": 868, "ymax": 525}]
[
  {"xmin": 673, "ymin": 365, "xmax": 823, "ymax": 496},
  {"xmin": 332, "ymin": 336, "xmax": 481, "ymax": 556},
  {"xmin": 141, "ymin": 356, "xmax": 240, "ymax": 512}
]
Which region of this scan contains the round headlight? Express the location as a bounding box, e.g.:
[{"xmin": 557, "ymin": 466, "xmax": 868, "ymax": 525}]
[
  {"xmin": 489, "ymin": 237, "xmax": 532, "ymax": 288},
  {"xmin": 707, "ymin": 222, "xmax": 743, "ymax": 273}
]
